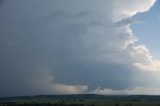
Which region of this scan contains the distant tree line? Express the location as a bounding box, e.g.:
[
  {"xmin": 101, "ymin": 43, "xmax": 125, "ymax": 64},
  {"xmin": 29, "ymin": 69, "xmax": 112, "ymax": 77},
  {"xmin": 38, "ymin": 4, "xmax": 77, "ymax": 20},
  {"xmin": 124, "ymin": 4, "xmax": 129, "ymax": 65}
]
[{"xmin": 0, "ymin": 102, "xmax": 95, "ymax": 106}]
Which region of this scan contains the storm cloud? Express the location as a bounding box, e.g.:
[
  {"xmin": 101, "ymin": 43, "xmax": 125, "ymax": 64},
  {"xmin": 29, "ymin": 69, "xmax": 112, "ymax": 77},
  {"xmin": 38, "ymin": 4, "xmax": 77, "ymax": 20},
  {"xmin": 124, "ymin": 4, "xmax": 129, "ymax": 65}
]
[{"xmin": 0, "ymin": 0, "xmax": 159, "ymax": 97}]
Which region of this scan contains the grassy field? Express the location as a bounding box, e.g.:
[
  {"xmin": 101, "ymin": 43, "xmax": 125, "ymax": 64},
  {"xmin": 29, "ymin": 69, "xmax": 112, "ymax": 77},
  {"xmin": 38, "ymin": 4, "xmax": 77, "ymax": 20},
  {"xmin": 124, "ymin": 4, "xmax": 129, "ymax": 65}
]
[
  {"xmin": 1, "ymin": 99, "xmax": 160, "ymax": 106},
  {"xmin": 1, "ymin": 94, "xmax": 160, "ymax": 106}
]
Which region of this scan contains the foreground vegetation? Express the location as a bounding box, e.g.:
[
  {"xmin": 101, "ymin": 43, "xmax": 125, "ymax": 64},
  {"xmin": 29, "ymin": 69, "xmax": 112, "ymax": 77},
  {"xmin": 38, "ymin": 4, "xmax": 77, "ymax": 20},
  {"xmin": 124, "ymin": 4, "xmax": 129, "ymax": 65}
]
[{"xmin": 1, "ymin": 94, "xmax": 160, "ymax": 106}]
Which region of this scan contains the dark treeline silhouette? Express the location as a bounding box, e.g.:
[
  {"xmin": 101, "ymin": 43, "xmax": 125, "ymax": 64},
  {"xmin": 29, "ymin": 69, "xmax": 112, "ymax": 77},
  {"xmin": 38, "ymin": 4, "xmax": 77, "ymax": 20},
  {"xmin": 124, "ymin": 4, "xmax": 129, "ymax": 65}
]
[
  {"xmin": 1, "ymin": 94, "xmax": 160, "ymax": 101},
  {"xmin": 0, "ymin": 102, "xmax": 88, "ymax": 106}
]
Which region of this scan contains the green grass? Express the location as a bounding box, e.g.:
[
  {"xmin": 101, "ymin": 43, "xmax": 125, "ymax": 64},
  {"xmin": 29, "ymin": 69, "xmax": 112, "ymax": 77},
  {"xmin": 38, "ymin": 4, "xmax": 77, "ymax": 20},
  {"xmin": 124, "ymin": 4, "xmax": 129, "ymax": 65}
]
[{"xmin": 9, "ymin": 99, "xmax": 160, "ymax": 106}]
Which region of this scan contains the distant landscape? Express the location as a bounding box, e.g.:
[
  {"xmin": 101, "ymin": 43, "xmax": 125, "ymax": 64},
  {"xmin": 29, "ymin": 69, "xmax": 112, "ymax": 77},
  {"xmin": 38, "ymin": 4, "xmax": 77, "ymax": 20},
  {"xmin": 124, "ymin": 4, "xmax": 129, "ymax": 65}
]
[
  {"xmin": 1, "ymin": 1, "xmax": 160, "ymax": 106},
  {"xmin": 1, "ymin": 94, "xmax": 160, "ymax": 106}
]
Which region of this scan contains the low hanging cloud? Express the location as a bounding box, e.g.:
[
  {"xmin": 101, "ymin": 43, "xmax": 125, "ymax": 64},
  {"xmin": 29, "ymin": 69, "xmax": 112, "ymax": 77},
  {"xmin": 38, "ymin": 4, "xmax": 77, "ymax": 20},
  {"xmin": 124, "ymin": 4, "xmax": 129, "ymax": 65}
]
[
  {"xmin": 29, "ymin": 67, "xmax": 88, "ymax": 95},
  {"xmin": 0, "ymin": 0, "xmax": 159, "ymax": 97},
  {"xmin": 91, "ymin": 86, "xmax": 160, "ymax": 95}
]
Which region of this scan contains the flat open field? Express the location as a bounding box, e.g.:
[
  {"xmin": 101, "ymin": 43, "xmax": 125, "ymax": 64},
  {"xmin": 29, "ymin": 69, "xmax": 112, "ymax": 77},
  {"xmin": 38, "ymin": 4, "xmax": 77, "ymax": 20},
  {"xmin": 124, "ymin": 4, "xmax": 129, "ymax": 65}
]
[{"xmin": 1, "ymin": 94, "xmax": 160, "ymax": 106}]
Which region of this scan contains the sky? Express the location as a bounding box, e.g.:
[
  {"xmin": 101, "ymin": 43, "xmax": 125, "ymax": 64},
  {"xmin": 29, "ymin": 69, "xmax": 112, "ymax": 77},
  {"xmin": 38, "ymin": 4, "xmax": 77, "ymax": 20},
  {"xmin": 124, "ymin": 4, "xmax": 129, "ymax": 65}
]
[
  {"xmin": 132, "ymin": 0, "xmax": 160, "ymax": 58},
  {"xmin": 0, "ymin": 0, "xmax": 160, "ymax": 97}
]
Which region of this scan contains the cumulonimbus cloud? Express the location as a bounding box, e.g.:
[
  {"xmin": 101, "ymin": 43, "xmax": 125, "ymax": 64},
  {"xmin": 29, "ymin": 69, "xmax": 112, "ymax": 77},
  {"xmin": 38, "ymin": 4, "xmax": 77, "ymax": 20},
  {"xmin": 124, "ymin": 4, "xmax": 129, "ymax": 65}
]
[{"xmin": 0, "ymin": 0, "xmax": 159, "ymax": 96}]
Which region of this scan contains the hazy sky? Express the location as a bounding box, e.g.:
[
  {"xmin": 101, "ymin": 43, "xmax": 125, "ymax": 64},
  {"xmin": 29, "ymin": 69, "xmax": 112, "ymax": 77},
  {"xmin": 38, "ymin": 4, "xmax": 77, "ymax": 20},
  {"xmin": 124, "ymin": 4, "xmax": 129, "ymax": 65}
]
[{"xmin": 0, "ymin": 0, "xmax": 160, "ymax": 97}]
